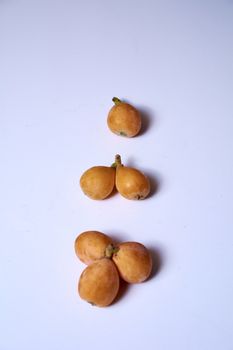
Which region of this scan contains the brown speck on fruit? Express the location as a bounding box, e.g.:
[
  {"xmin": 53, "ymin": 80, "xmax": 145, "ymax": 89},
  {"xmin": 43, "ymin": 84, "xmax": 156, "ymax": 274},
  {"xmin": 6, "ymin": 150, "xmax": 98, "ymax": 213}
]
[
  {"xmin": 119, "ymin": 131, "xmax": 127, "ymax": 137},
  {"xmin": 88, "ymin": 301, "xmax": 96, "ymax": 306},
  {"xmin": 136, "ymin": 194, "xmax": 144, "ymax": 200}
]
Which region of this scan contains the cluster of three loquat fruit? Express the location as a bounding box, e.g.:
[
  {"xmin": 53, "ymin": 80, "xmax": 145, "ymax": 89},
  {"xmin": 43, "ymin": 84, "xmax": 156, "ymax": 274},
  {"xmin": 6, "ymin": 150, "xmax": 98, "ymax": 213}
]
[{"xmin": 75, "ymin": 231, "xmax": 152, "ymax": 307}]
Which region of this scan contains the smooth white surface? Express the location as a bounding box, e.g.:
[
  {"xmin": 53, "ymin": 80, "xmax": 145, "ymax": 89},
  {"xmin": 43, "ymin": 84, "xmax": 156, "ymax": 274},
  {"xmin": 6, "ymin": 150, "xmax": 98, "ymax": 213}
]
[{"xmin": 1, "ymin": 0, "xmax": 233, "ymax": 349}]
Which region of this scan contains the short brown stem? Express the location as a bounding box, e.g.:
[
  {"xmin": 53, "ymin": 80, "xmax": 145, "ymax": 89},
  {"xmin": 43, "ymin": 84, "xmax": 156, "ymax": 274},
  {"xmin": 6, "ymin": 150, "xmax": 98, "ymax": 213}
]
[
  {"xmin": 115, "ymin": 154, "xmax": 122, "ymax": 166},
  {"xmin": 111, "ymin": 154, "xmax": 122, "ymax": 168},
  {"xmin": 112, "ymin": 97, "xmax": 122, "ymax": 105}
]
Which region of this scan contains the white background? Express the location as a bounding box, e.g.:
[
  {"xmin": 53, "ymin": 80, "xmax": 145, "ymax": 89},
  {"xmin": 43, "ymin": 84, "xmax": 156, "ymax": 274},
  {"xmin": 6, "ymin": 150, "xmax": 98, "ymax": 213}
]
[{"xmin": 1, "ymin": 0, "xmax": 233, "ymax": 349}]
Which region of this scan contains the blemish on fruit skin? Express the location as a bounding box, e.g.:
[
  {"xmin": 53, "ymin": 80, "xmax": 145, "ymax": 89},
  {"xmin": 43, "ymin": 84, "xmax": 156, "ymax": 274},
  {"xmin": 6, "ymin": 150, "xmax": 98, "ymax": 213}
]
[
  {"xmin": 135, "ymin": 194, "xmax": 145, "ymax": 200},
  {"xmin": 119, "ymin": 131, "xmax": 127, "ymax": 137},
  {"xmin": 88, "ymin": 301, "xmax": 96, "ymax": 306}
]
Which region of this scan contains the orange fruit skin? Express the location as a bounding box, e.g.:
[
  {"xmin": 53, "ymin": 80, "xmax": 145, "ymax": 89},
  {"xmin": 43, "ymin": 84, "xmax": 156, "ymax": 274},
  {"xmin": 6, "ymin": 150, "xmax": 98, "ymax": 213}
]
[
  {"xmin": 74, "ymin": 231, "xmax": 113, "ymax": 265},
  {"xmin": 80, "ymin": 166, "xmax": 115, "ymax": 200},
  {"xmin": 78, "ymin": 258, "xmax": 120, "ymax": 307},
  {"xmin": 112, "ymin": 242, "xmax": 152, "ymax": 283},
  {"xmin": 116, "ymin": 166, "xmax": 150, "ymax": 200},
  {"xmin": 107, "ymin": 103, "xmax": 141, "ymax": 137}
]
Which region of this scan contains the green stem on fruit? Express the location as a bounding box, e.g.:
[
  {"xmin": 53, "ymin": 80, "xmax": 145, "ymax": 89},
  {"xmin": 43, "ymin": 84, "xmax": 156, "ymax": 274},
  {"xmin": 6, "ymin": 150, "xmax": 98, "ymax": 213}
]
[
  {"xmin": 115, "ymin": 154, "xmax": 122, "ymax": 166},
  {"xmin": 112, "ymin": 97, "xmax": 122, "ymax": 105},
  {"xmin": 111, "ymin": 154, "xmax": 123, "ymax": 168},
  {"xmin": 105, "ymin": 244, "xmax": 119, "ymax": 258}
]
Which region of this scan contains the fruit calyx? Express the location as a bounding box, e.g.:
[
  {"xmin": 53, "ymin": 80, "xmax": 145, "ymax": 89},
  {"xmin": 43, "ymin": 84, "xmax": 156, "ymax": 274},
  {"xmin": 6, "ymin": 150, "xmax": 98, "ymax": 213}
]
[
  {"xmin": 88, "ymin": 301, "xmax": 96, "ymax": 306},
  {"xmin": 105, "ymin": 244, "xmax": 119, "ymax": 258},
  {"xmin": 112, "ymin": 97, "xmax": 122, "ymax": 105}
]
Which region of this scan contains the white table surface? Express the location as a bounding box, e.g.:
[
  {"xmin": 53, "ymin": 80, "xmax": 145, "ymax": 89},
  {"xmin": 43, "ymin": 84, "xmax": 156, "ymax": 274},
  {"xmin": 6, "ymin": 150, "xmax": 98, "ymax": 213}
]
[{"xmin": 1, "ymin": 0, "xmax": 233, "ymax": 349}]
